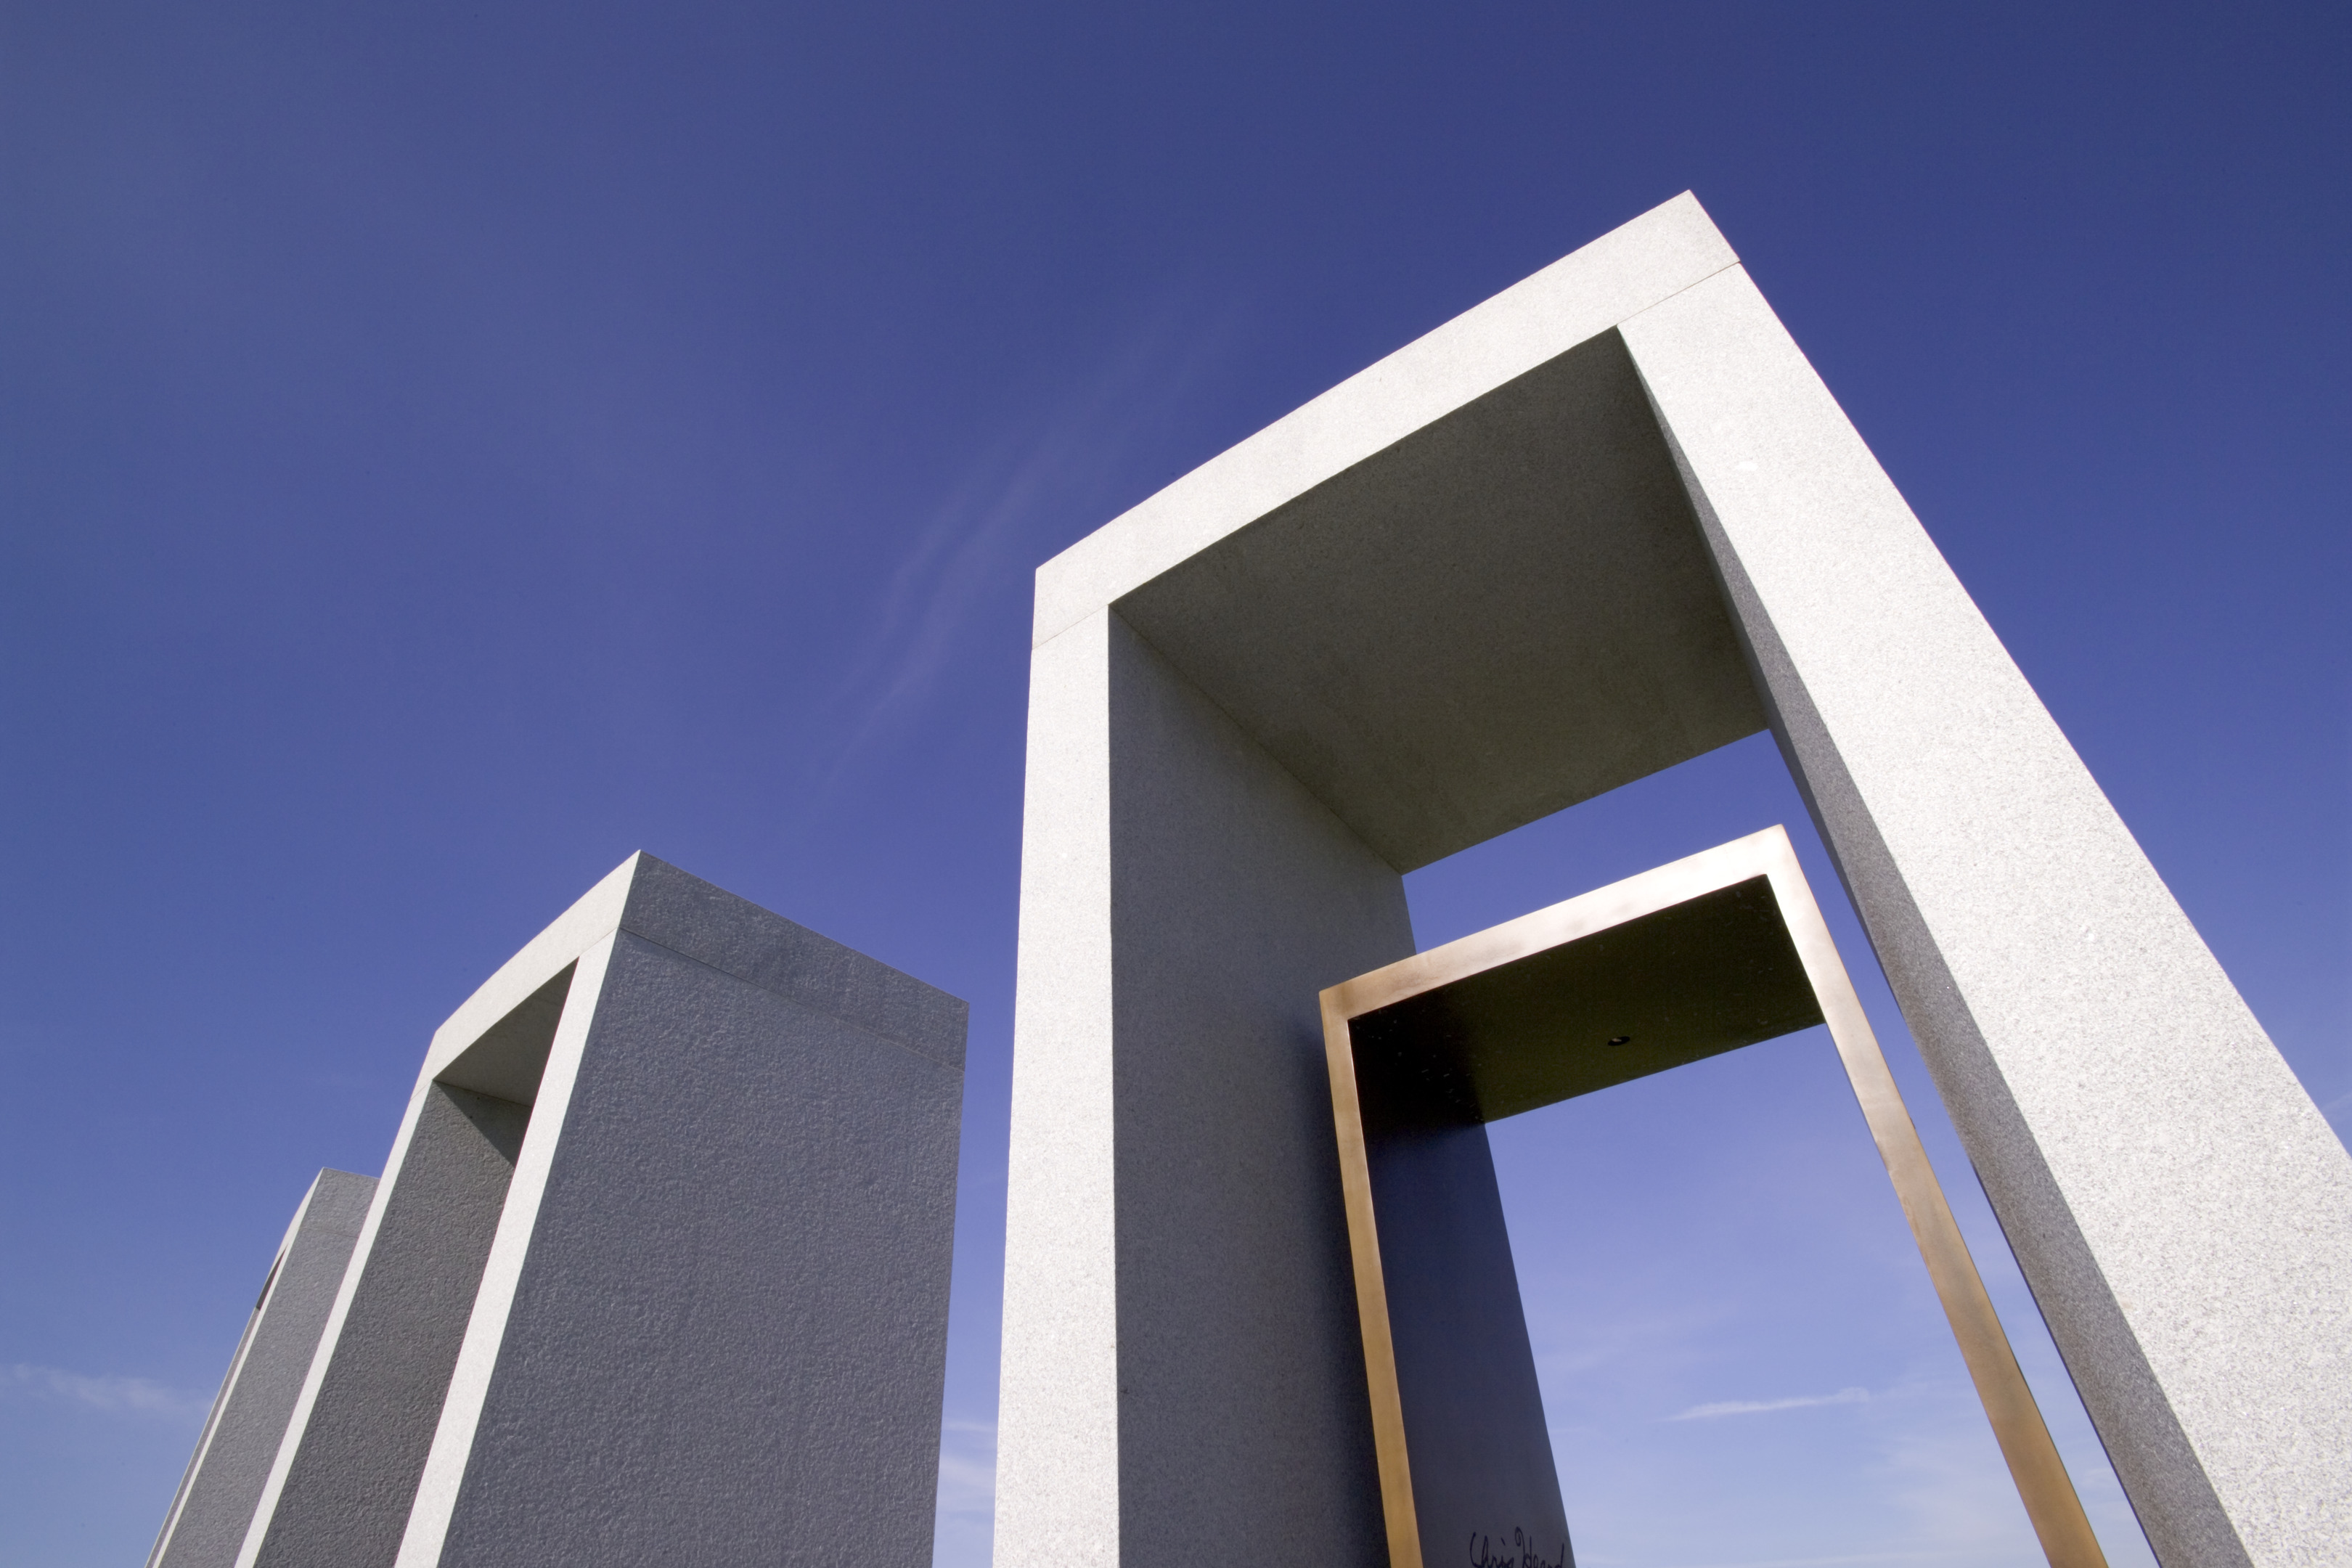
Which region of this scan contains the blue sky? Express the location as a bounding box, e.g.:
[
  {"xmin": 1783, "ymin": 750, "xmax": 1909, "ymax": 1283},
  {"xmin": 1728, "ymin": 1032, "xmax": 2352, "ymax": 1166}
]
[{"xmin": 2, "ymin": 3, "xmax": 2344, "ymax": 1564}]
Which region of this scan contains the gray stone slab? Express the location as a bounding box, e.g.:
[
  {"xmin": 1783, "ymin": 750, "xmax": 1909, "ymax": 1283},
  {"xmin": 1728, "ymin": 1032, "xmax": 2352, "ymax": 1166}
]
[
  {"xmin": 423, "ymin": 931, "xmax": 963, "ymax": 1567},
  {"xmin": 999, "ymin": 192, "xmax": 2352, "ymax": 1567},
  {"xmin": 147, "ymin": 1169, "xmax": 375, "ymax": 1568},
  {"xmin": 996, "ymin": 614, "xmax": 1415, "ymax": 1564},
  {"xmin": 232, "ymin": 854, "xmax": 966, "ymax": 1568},
  {"xmin": 247, "ymin": 1086, "xmax": 531, "ymax": 1568},
  {"xmin": 1105, "ymin": 618, "xmax": 1416, "ymax": 1566}
]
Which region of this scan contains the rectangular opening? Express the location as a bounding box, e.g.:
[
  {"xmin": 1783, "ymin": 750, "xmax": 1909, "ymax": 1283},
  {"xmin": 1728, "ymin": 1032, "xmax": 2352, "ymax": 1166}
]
[{"xmin": 1386, "ymin": 738, "xmax": 2155, "ymax": 1568}]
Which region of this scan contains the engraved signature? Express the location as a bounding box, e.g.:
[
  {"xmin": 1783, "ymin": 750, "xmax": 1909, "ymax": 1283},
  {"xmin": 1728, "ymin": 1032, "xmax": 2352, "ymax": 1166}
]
[{"xmin": 1469, "ymin": 1527, "xmax": 1568, "ymax": 1568}]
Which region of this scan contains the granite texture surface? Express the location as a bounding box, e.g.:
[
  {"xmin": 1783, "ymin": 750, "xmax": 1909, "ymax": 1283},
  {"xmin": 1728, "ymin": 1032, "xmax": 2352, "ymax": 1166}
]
[{"xmin": 1624, "ymin": 263, "xmax": 2352, "ymax": 1567}]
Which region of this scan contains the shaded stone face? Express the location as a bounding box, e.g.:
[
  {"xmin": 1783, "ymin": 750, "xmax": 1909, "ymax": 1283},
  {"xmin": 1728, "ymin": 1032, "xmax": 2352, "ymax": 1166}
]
[
  {"xmin": 1349, "ymin": 875, "xmax": 1821, "ymax": 1131},
  {"xmin": 1116, "ymin": 329, "xmax": 1765, "ymax": 874},
  {"xmin": 250, "ymin": 1082, "xmax": 529, "ymax": 1568}
]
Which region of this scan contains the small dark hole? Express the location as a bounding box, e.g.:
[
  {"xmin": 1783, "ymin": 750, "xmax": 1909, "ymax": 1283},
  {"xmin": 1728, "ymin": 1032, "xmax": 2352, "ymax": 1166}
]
[{"xmin": 1606, "ymin": 1035, "xmax": 1632, "ymax": 1048}]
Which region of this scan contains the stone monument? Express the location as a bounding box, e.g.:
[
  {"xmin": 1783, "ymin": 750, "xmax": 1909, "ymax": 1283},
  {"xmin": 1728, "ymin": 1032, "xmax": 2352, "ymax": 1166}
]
[
  {"xmin": 147, "ymin": 1169, "xmax": 377, "ymax": 1568},
  {"xmin": 155, "ymin": 852, "xmax": 966, "ymax": 1568},
  {"xmin": 995, "ymin": 192, "xmax": 2352, "ymax": 1567}
]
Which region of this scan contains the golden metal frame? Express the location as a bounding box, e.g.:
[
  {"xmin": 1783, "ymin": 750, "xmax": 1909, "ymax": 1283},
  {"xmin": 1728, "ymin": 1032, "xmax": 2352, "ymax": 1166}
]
[{"xmin": 1320, "ymin": 825, "xmax": 2107, "ymax": 1568}]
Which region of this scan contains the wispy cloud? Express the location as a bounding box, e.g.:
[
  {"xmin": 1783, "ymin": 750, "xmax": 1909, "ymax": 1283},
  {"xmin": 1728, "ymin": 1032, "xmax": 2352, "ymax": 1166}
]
[
  {"xmin": 813, "ymin": 293, "xmax": 1244, "ymax": 793},
  {"xmin": 1872, "ymin": 1411, "xmax": 2046, "ymax": 1553},
  {"xmin": 1532, "ymin": 1302, "xmax": 1735, "ymax": 1379},
  {"xmin": 1668, "ymin": 1386, "xmax": 1871, "ymax": 1421},
  {"xmin": 935, "ymin": 1416, "xmax": 997, "ymax": 1517},
  {"xmin": 5, "ymin": 1363, "xmax": 207, "ymax": 1419}
]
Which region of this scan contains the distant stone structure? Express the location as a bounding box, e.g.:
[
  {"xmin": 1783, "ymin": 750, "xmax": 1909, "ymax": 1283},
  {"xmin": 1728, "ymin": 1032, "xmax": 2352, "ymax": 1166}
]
[
  {"xmin": 147, "ymin": 1169, "xmax": 375, "ymax": 1568},
  {"xmin": 995, "ymin": 192, "xmax": 2352, "ymax": 1568},
  {"xmin": 153, "ymin": 853, "xmax": 966, "ymax": 1568}
]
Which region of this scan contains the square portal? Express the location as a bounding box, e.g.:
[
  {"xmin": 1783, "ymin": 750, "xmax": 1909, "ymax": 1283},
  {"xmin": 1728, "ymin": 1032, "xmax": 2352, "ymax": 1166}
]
[{"xmin": 1320, "ymin": 827, "xmax": 2108, "ymax": 1568}]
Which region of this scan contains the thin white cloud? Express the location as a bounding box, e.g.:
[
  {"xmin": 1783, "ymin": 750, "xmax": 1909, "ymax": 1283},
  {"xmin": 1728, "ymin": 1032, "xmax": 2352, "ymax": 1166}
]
[
  {"xmin": 5, "ymin": 1362, "xmax": 206, "ymax": 1419},
  {"xmin": 1668, "ymin": 1386, "xmax": 1871, "ymax": 1421},
  {"xmin": 1872, "ymin": 1410, "xmax": 2046, "ymax": 1553},
  {"xmin": 1533, "ymin": 1302, "xmax": 1736, "ymax": 1379},
  {"xmin": 813, "ymin": 290, "xmax": 1245, "ymax": 794},
  {"xmin": 934, "ymin": 1416, "xmax": 998, "ymax": 1517}
]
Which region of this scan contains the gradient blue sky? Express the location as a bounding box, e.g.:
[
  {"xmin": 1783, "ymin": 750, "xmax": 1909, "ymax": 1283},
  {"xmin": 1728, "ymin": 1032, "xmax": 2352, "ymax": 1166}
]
[{"xmin": 3, "ymin": 4, "xmax": 2345, "ymax": 1565}]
